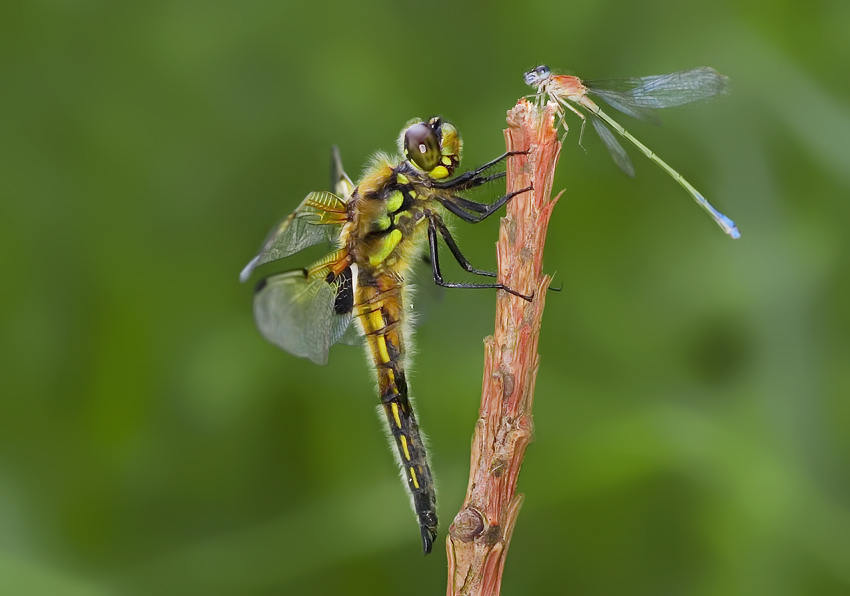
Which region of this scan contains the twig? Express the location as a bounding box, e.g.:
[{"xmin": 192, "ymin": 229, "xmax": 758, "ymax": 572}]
[{"xmin": 446, "ymin": 100, "xmax": 562, "ymax": 595}]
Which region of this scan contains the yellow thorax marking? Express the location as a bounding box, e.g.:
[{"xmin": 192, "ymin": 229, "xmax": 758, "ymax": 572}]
[
  {"xmin": 374, "ymin": 215, "xmax": 391, "ymax": 232},
  {"xmin": 386, "ymin": 190, "xmax": 404, "ymax": 213},
  {"xmin": 368, "ymin": 229, "xmax": 403, "ymax": 267},
  {"xmin": 396, "ymin": 173, "xmax": 409, "ymax": 185}
]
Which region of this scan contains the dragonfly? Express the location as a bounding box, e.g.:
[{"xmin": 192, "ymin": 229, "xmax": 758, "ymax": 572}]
[
  {"xmin": 524, "ymin": 64, "xmax": 740, "ymax": 239},
  {"xmin": 239, "ymin": 117, "xmax": 530, "ymax": 554}
]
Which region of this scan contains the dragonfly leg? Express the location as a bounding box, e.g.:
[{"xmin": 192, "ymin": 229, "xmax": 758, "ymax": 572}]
[
  {"xmin": 433, "ymin": 151, "xmax": 528, "ymax": 191},
  {"xmin": 437, "ymin": 185, "xmax": 532, "ymax": 224},
  {"xmin": 435, "ymin": 213, "xmax": 562, "ymax": 296},
  {"xmin": 470, "ymin": 150, "xmax": 529, "ymax": 176},
  {"xmin": 434, "ymin": 171, "xmax": 506, "ymax": 193},
  {"xmin": 441, "ymin": 194, "xmax": 489, "ymax": 214},
  {"xmin": 426, "ymin": 219, "xmax": 532, "ymax": 301},
  {"xmin": 429, "ymin": 213, "xmax": 495, "ymax": 278}
]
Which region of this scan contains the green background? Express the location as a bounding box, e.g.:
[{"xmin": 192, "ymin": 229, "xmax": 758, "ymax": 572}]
[{"xmin": 2, "ymin": 0, "xmax": 849, "ymax": 594}]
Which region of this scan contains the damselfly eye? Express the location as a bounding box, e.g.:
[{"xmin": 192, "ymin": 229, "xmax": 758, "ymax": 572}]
[
  {"xmin": 404, "ymin": 123, "xmax": 441, "ymax": 172},
  {"xmin": 524, "ymin": 64, "xmax": 551, "ymax": 86}
]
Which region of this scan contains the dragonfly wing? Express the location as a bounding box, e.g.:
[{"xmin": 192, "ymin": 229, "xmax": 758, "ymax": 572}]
[
  {"xmin": 253, "ymin": 267, "xmax": 353, "ymax": 365},
  {"xmin": 240, "ymin": 191, "xmax": 347, "ymax": 282},
  {"xmin": 328, "ymin": 265, "xmax": 359, "ymax": 347},
  {"xmin": 330, "ymin": 145, "xmax": 355, "ymax": 200},
  {"xmin": 587, "ymin": 67, "xmax": 729, "ymax": 110},
  {"xmin": 590, "ymin": 115, "xmax": 635, "ymax": 177},
  {"xmin": 336, "ymin": 319, "xmax": 365, "ymax": 346}
]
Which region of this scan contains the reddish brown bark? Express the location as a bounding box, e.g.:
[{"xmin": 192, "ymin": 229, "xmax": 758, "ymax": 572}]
[{"xmin": 446, "ymin": 100, "xmax": 562, "ymax": 596}]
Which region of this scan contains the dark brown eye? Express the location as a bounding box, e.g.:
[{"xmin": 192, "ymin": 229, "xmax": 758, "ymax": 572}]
[{"xmin": 404, "ymin": 123, "xmax": 440, "ymax": 171}]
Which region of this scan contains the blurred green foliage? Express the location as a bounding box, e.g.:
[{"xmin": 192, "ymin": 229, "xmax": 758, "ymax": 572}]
[{"xmin": 1, "ymin": 0, "xmax": 849, "ymax": 594}]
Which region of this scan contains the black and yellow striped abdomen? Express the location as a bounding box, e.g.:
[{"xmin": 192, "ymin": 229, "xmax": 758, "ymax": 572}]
[{"xmin": 355, "ymin": 273, "xmax": 438, "ymax": 554}]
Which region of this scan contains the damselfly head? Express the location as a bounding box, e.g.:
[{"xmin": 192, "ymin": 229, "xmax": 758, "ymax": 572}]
[
  {"xmin": 401, "ymin": 117, "xmax": 461, "ymax": 179},
  {"xmin": 524, "ymin": 65, "xmax": 551, "ymax": 87}
]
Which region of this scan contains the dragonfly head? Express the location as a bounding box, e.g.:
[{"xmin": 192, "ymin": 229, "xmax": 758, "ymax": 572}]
[
  {"xmin": 523, "ymin": 65, "xmax": 551, "ymax": 88},
  {"xmin": 401, "ymin": 117, "xmax": 461, "ymax": 180}
]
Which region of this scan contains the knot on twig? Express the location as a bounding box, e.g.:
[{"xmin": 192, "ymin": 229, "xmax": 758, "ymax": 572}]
[{"xmin": 451, "ymin": 507, "xmax": 485, "ymax": 543}]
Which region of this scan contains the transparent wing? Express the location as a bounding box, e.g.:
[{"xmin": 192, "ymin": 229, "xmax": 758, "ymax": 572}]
[
  {"xmin": 330, "ymin": 263, "xmax": 363, "ymax": 347},
  {"xmin": 253, "ymin": 264, "xmax": 355, "ymax": 365},
  {"xmin": 590, "ymin": 115, "xmax": 635, "ymax": 177},
  {"xmin": 336, "ymin": 318, "xmax": 365, "ymax": 346},
  {"xmin": 587, "ymin": 67, "xmax": 730, "ymax": 115},
  {"xmin": 240, "ymin": 191, "xmax": 347, "ymax": 282},
  {"xmin": 330, "ymin": 145, "xmax": 355, "ymax": 200},
  {"xmin": 587, "ymin": 91, "xmax": 663, "ymax": 126}
]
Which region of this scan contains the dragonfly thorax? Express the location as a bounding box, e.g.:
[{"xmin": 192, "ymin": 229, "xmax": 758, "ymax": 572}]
[{"xmin": 346, "ymin": 158, "xmax": 431, "ymax": 275}]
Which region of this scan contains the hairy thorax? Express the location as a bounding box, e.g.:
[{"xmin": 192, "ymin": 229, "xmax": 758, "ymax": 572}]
[{"xmin": 346, "ymin": 157, "xmax": 437, "ymax": 282}]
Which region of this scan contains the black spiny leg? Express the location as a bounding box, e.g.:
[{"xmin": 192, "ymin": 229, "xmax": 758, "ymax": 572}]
[
  {"xmin": 426, "ymin": 215, "xmax": 532, "ymax": 301},
  {"xmin": 437, "ymin": 185, "xmax": 533, "ymax": 224},
  {"xmin": 433, "ymin": 151, "xmax": 529, "ymax": 191},
  {"xmin": 430, "ymin": 215, "xmax": 495, "ymax": 278},
  {"xmin": 431, "ymin": 218, "xmax": 563, "ymax": 296}
]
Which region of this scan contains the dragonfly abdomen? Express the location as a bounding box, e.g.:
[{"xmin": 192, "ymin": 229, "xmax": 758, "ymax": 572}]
[
  {"xmin": 380, "ymin": 386, "xmax": 438, "ymax": 554},
  {"xmin": 356, "ymin": 279, "xmax": 438, "ymax": 554}
]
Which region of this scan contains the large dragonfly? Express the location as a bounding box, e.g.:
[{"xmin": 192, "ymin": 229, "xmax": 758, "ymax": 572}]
[
  {"xmin": 524, "ymin": 64, "xmax": 740, "ymax": 239},
  {"xmin": 239, "ymin": 118, "xmax": 529, "ymax": 554}
]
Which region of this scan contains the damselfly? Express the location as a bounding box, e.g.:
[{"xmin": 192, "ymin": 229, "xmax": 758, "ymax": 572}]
[{"xmin": 524, "ymin": 65, "xmax": 740, "ymax": 239}]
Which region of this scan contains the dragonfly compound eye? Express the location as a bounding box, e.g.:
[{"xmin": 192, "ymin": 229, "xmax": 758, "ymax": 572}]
[{"xmin": 404, "ymin": 123, "xmax": 441, "ymax": 172}]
